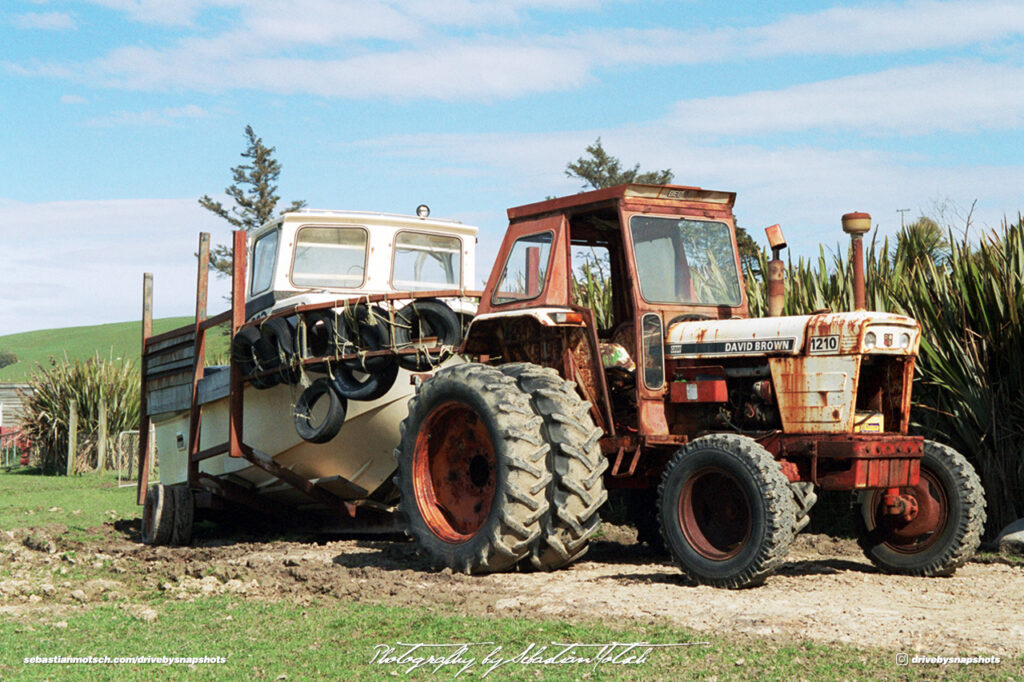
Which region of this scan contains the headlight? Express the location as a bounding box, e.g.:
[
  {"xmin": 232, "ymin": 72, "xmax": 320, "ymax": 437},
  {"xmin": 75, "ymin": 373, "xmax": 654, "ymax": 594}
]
[
  {"xmin": 864, "ymin": 331, "xmax": 876, "ymax": 349},
  {"xmin": 900, "ymin": 333, "xmax": 911, "ymax": 348}
]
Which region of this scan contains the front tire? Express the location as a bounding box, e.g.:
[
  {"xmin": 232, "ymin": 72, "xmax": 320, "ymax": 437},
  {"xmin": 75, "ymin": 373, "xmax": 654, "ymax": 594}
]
[
  {"xmin": 658, "ymin": 434, "xmax": 796, "ymax": 588},
  {"xmin": 856, "ymin": 440, "xmax": 985, "ymax": 576},
  {"xmin": 395, "ymin": 364, "xmax": 551, "ymax": 574}
]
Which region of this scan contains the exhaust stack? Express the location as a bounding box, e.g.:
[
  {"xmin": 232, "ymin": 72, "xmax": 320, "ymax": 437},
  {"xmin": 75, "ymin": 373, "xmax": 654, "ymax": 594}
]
[
  {"xmin": 765, "ymin": 224, "xmax": 787, "ymax": 316},
  {"xmin": 842, "ymin": 212, "xmax": 871, "ymax": 311}
]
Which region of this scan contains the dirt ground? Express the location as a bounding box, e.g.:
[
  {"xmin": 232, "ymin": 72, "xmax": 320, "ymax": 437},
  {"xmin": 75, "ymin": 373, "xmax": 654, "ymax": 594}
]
[{"xmin": 2, "ymin": 521, "xmax": 1022, "ymax": 657}]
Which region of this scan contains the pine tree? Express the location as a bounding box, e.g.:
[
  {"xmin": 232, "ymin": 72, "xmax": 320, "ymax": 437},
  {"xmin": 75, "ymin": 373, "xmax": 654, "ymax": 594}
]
[{"xmin": 199, "ymin": 125, "xmax": 306, "ymax": 276}]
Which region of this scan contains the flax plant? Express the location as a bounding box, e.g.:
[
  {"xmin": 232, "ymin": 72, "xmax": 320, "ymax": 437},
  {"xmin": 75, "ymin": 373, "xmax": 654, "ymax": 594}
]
[{"xmin": 19, "ymin": 355, "xmax": 140, "ymax": 474}]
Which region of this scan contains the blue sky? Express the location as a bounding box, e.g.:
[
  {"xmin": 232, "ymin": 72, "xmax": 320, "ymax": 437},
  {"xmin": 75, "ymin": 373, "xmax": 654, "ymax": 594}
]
[{"xmin": 2, "ymin": 0, "xmax": 1023, "ymax": 335}]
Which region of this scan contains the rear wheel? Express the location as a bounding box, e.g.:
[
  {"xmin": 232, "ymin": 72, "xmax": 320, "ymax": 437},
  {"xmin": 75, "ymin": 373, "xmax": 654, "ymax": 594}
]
[
  {"xmin": 141, "ymin": 484, "xmax": 175, "ymax": 546},
  {"xmin": 395, "ymin": 364, "xmax": 551, "ymax": 574},
  {"xmin": 499, "ymin": 363, "xmax": 607, "ymax": 570},
  {"xmin": 170, "ymin": 485, "xmax": 194, "ymax": 547},
  {"xmin": 856, "ymin": 440, "xmax": 985, "ymax": 576},
  {"xmin": 658, "ymin": 434, "xmax": 796, "ymax": 588}
]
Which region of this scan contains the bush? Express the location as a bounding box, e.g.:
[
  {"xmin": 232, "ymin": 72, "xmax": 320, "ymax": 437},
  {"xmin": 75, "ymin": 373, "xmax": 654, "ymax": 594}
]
[
  {"xmin": 19, "ymin": 356, "xmax": 139, "ymax": 474},
  {"xmin": 0, "ymin": 350, "xmax": 16, "ymax": 370}
]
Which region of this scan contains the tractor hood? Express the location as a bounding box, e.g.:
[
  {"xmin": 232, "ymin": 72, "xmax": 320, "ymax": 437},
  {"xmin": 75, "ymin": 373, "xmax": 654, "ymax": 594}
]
[{"xmin": 665, "ymin": 310, "xmax": 921, "ymax": 358}]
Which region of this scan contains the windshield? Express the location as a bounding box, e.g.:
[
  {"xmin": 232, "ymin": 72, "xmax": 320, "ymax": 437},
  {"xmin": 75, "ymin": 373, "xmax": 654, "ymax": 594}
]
[
  {"xmin": 291, "ymin": 226, "xmax": 367, "ymax": 289},
  {"xmin": 392, "ymin": 231, "xmax": 462, "ymax": 290},
  {"xmin": 629, "ymin": 216, "xmax": 742, "ymax": 306}
]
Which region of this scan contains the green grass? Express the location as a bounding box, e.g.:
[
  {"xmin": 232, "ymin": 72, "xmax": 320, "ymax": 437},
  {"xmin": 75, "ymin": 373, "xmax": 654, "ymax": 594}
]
[
  {"xmin": 0, "ymin": 469, "xmax": 139, "ymax": 539},
  {"xmin": 0, "ymin": 317, "xmax": 231, "ymax": 382},
  {"xmin": 3, "ymin": 596, "xmax": 1008, "ymax": 681}
]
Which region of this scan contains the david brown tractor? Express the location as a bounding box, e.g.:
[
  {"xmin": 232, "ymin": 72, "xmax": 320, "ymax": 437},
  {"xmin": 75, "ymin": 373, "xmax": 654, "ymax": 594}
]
[{"xmin": 395, "ymin": 183, "xmax": 985, "ymax": 587}]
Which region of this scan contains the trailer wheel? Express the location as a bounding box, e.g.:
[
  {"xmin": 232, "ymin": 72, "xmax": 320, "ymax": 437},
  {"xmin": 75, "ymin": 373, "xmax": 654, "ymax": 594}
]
[
  {"xmin": 395, "ymin": 363, "xmax": 550, "ymax": 574},
  {"xmin": 394, "ymin": 300, "xmax": 461, "ymax": 371},
  {"xmin": 231, "ymin": 327, "xmax": 279, "ymax": 389},
  {"xmin": 293, "ymin": 378, "xmax": 348, "ymax": 443},
  {"xmin": 499, "ymin": 363, "xmax": 607, "ymax": 570},
  {"xmin": 856, "ymin": 440, "xmax": 985, "ymax": 576},
  {"xmin": 658, "ymin": 434, "xmax": 796, "ymax": 588},
  {"xmin": 141, "ymin": 484, "xmax": 175, "ymax": 545},
  {"xmin": 170, "ymin": 485, "xmax": 194, "ymax": 546}
]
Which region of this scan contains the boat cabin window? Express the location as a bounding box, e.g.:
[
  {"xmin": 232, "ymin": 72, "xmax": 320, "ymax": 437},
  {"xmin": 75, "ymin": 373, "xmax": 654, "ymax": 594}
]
[
  {"xmin": 291, "ymin": 226, "xmax": 368, "ymax": 289},
  {"xmin": 391, "ymin": 231, "xmax": 462, "ymax": 291},
  {"xmin": 250, "ymin": 229, "xmax": 279, "ymax": 295}
]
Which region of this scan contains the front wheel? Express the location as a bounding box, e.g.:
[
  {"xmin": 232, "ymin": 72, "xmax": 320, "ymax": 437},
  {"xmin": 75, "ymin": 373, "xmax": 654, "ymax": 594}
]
[
  {"xmin": 394, "ymin": 364, "xmax": 551, "ymax": 574},
  {"xmin": 658, "ymin": 434, "xmax": 796, "ymax": 588},
  {"xmin": 856, "ymin": 440, "xmax": 985, "ymax": 576}
]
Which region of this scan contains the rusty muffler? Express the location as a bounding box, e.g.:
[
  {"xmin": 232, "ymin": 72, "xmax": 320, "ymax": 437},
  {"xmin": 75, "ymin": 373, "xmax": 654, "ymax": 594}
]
[
  {"xmin": 765, "ymin": 224, "xmax": 787, "ymax": 316},
  {"xmin": 842, "ymin": 212, "xmax": 871, "ymax": 311}
]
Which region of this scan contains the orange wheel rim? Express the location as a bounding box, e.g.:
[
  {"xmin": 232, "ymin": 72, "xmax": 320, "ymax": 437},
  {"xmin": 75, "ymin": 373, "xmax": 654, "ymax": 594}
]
[{"xmin": 412, "ymin": 401, "xmax": 497, "ymax": 543}]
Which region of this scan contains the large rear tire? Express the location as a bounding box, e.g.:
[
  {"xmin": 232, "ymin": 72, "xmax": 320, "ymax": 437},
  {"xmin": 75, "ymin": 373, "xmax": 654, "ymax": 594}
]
[
  {"xmin": 395, "ymin": 364, "xmax": 551, "ymax": 574},
  {"xmin": 499, "ymin": 363, "xmax": 607, "ymax": 570},
  {"xmin": 856, "ymin": 440, "xmax": 985, "ymax": 576},
  {"xmin": 658, "ymin": 434, "xmax": 796, "ymax": 588}
]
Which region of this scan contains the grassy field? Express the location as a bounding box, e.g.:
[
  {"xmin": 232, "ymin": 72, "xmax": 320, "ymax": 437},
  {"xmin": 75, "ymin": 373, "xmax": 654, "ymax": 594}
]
[
  {"xmin": 0, "ymin": 317, "xmax": 231, "ymax": 382},
  {"xmin": 1, "ymin": 469, "xmax": 1017, "ymax": 681}
]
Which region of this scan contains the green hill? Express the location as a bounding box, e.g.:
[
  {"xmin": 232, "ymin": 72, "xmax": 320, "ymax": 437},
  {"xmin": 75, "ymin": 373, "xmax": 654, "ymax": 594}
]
[{"xmin": 0, "ymin": 318, "xmax": 231, "ymax": 382}]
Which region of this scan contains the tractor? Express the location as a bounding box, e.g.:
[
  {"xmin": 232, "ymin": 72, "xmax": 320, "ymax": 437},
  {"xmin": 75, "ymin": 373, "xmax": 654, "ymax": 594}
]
[{"xmin": 394, "ymin": 183, "xmax": 985, "ymax": 588}]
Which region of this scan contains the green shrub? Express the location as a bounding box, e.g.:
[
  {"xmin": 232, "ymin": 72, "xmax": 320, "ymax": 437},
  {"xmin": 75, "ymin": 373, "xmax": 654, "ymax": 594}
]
[{"xmin": 19, "ymin": 356, "xmax": 140, "ymax": 474}]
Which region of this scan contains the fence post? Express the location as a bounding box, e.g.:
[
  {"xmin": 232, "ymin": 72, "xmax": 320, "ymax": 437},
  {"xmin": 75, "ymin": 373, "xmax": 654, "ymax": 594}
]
[
  {"xmin": 67, "ymin": 399, "xmax": 78, "ymax": 476},
  {"xmin": 97, "ymin": 398, "xmax": 107, "ymax": 473}
]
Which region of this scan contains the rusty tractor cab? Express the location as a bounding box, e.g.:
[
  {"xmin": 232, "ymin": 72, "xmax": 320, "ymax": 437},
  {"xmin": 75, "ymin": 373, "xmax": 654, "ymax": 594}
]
[{"xmin": 395, "ymin": 183, "xmax": 984, "ymax": 587}]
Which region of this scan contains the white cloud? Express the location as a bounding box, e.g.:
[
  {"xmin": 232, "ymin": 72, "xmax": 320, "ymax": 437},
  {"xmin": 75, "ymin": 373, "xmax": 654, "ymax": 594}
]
[
  {"xmin": 86, "ymin": 104, "xmax": 212, "ymax": 127},
  {"xmin": 16, "ymin": 0, "xmax": 1024, "ymax": 101},
  {"xmin": 667, "ymin": 61, "xmax": 1024, "ymax": 136},
  {"xmin": 60, "ymin": 94, "xmax": 88, "ymax": 104},
  {"xmin": 11, "ymin": 12, "xmax": 76, "ymax": 30},
  {"xmin": 0, "ymin": 198, "xmax": 231, "ymax": 335}
]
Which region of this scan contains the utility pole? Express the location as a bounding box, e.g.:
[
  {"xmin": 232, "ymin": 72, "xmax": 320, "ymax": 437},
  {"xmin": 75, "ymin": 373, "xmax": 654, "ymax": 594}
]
[{"xmin": 897, "ymin": 208, "xmax": 911, "ymax": 230}]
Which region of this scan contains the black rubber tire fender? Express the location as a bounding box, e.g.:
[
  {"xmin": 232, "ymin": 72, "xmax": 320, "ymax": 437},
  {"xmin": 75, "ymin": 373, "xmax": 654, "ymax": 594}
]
[
  {"xmin": 394, "ymin": 300, "xmax": 462, "ymax": 372},
  {"xmin": 855, "ymin": 440, "xmax": 985, "ymax": 576},
  {"xmin": 658, "ymin": 433, "xmax": 797, "ymax": 588},
  {"xmin": 170, "ymin": 485, "xmax": 194, "ymax": 547},
  {"xmin": 141, "ymin": 484, "xmax": 175, "ymax": 546},
  {"xmin": 499, "ymin": 363, "xmax": 608, "ymax": 570},
  {"xmin": 341, "ymin": 305, "xmax": 395, "ymax": 373},
  {"xmin": 329, "ymin": 361, "xmax": 399, "ymax": 402},
  {"xmin": 293, "ymin": 377, "xmax": 348, "ymax": 443},
  {"xmin": 231, "ymin": 326, "xmax": 278, "ymax": 389},
  {"xmin": 394, "ymin": 363, "xmax": 551, "ymax": 574},
  {"xmin": 256, "ymin": 316, "xmax": 300, "ymax": 384}
]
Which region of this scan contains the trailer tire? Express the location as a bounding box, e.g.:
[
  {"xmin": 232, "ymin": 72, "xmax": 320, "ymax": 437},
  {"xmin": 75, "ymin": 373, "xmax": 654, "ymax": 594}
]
[
  {"xmin": 658, "ymin": 434, "xmax": 796, "ymax": 588},
  {"xmin": 395, "ymin": 363, "xmax": 550, "ymax": 574},
  {"xmin": 141, "ymin": 484, "xmax": 175, "ymax": 546},
  {"xmin": 394, "ymin": 300, "xmax": 461, "ymax": 371},
  {"xmin": 231, "ymin": 327, "xmax": 279, "ymax": 389},
  {"xmin": 498, "ymin": 363, "xmax": 607, "ymax": 570},
  {"xmin": 170, "ymin": 485, "xmax": 194, "ymax": 546},
  {"xmin": 855, "ymin": 440, "xmax": 985, "ymax": 576},
  {"xmin": 293, "ymin": 378, "xmax": 348, "ymax": 443}
]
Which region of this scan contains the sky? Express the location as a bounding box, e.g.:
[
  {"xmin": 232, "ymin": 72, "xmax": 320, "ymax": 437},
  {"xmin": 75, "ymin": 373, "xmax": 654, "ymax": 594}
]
[{"xmin": 1, "ymin": 0, "xmax": 1023, "ymax": 335}]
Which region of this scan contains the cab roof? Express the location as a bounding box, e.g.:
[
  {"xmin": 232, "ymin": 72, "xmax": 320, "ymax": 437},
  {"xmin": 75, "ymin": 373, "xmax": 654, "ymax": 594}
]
[{"xmin": 507, "ymin": 183, "xmax": 736, "ymax": 222}]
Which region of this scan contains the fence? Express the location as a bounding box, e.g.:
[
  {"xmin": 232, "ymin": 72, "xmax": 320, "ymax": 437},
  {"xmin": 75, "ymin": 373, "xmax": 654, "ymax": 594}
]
[
  {"xmin": 115, "ymin": 428, "xmax": 156, "ymax": 488},
  {"xmin": 1, "ymin": 429, "xmax": 25, "ymax": 469}
]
